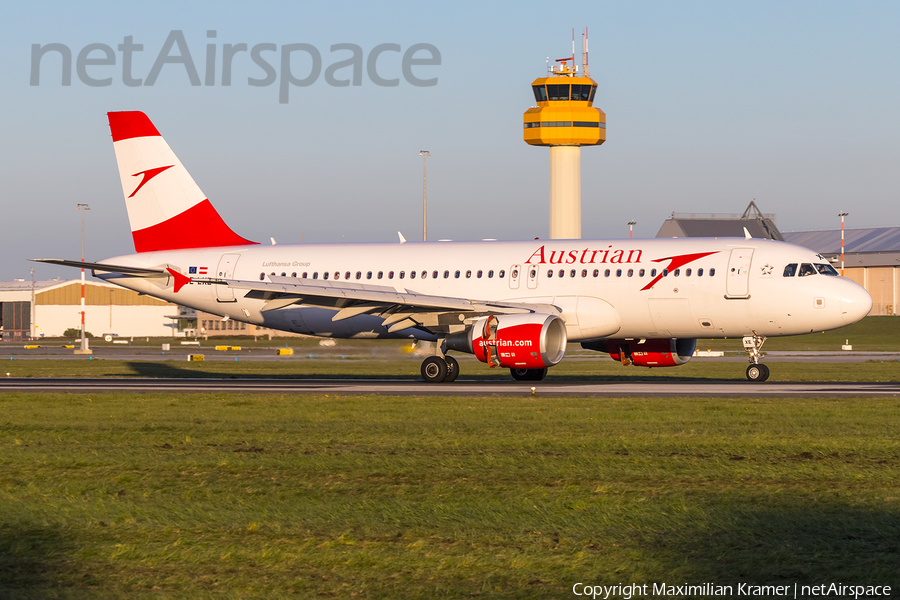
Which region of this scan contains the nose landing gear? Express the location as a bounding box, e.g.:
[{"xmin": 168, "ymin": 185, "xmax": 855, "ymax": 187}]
[{"xmin": 743, "ymin": 334, "xmax": 769, "ymax": 382}]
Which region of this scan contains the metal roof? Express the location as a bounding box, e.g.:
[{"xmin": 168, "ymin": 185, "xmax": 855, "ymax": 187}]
[
  {"xmin": 0, "ymin": 278, "xmax": 72, "ymax": 292},
  {"xmin": 657, "ymin": 218, "xmax": 783, "ymax": 240},
  {"xmin": 783, "ymin": 227, "xmax": 900, "ymax": 254}
]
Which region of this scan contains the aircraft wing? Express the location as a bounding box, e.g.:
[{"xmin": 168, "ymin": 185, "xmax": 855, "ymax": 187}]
[
  {"xmin": 31, "ymin": 259, "xmax": 169, "ymax": 277},
  {"xmin": 225, "ymin": 275, "xmax": 560, "ymax": 333}
]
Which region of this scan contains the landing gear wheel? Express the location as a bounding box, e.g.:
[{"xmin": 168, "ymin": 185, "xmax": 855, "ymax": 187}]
[
  {"xmin": 444, "ymin": 356, "xmax": 459, "ymax": 382},
  {"xmin": 421, "ymin": 356, "xmax": 448, "ymax": 383},
  {"xmin": 746, "ymin": 363, "xmax": 770, "ymax": 382},
  {"xmin": 510, "ymin": 367, "xmax": 548, "ymax": 381}
]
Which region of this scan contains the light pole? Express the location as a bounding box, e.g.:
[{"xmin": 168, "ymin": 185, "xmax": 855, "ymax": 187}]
[
  {"xmin": 628, "ymin": 220, "xmax": 636, "ymax": 239},
  {"xmin": 838, "ymin": 212, "xmax": 848, "ymax": 276},
  {"xmin": 76, "ymin": 204, "xmax": 91, "ymax": 354},
  {"xmin": 419, "ymin": 150, "xmax": 430, "ymax": 241}
]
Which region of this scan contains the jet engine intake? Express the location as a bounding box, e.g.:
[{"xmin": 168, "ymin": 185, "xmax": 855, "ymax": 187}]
[{"xmin": 446, "ymin": 313, "xmax": 567, "ymax": 369}]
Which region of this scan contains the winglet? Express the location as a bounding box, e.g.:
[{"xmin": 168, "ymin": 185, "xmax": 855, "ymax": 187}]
[
  {"xmin": 743, "ymin": 227, "xmax": 752, "ymax": 239},
  {"xmin": 398, "ymin": 232, "xmax": 407, "ymax": 244},
  {"xmin": 166, "ymin": 267, "xmax": 192, "ymax": 293}
]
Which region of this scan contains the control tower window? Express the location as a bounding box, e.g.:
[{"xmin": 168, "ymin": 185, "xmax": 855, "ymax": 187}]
[
  {"xmin": 532, "ymin": 85, "xmax": 547, "ymax": 103},
  {"xmin": 589, "ymin": 85, "xmax": 597, "ymax": 103},
  {"xmin": 547, "ymin": 84, "xmax": 570, "ymax": 101},
  {"xmin": 571, "ymin": 84, "xmax": 591, "ymax": 102}
]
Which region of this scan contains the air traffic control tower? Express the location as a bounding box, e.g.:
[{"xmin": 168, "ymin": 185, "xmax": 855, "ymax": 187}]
[{"xmin": 524, "ymin": 32, "xmax": 605, "ymax": 239}]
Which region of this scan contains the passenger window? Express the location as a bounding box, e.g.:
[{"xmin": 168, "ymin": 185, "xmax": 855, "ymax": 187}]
[
  {"xmin": 488, "ymin": 270, "xmax": 494, "ymax": 278},
  {"xmin": 367, "ymin": 272, "xmax": 372, "ymax": 279},
  {"xmin": 616, "ymin": 269, "xmax": 622, "ymax": 277},
  {"xmin": 529, "ymin": 268, "xmax": 536, "ymax": 278},
  {"xmin": 324, "ymin": 272, "xmax": 329, "ymax": 280},
  {"xmin": 815, "ymin": 263, "xmax": 839, "ymax": 276},
  {"xmin": 334, "ymin": 272, "xmax": 339, "ymax": 280},
  {"xmin": 345, "ymin": 271, "xmax": 351, "ymax": 280},
  {"xmin": 477, "ymin": 270, "xmax": 483, "ymax": 278},
  {"xmin": 697, "ymin": 268, "xmax": 703, "ymax": 276},
  {"xmin": 281, "ymin": 272, "xmax": 286, "ymax": 277},
  {"xmin": 377, "ymin": 271, "xmax": 383, "ymax": 279},
  {"xmin": 799, "ymin": 263, "xmax": 816, "ymax": 277},
  {"xmin": 582, "ymin": 269, "xmax": 587, "ymax": 277},
  {"xmin": 388, "ymin": 271, "xmax": 394, "ymax": 279},
  {"xmin": 356, "ymin": 272, "xmax": 361, "ymax": 280},
  {"xmin": 409, "ymin": 271, "xmax": 415, "ymax": 279},
  {"xmin": 433, "ymin": 271, "xmax": 438, "ymax": 278},
  {"xmin": 627, "ymin": 269, "xmax": 633, "ymax": 277},
  {"xmin": 444, "ymin": 270, "xmax": 450, "ymax": 278},
  {"xmin": 499, "ymin": 270, "xmax": 505, "ymax": 278},
  {"xmin": 651, "ymin": 269, "xmax": 657, "ymax": 277},
  {"xmin": 570, "ymin": 269, "xmax": 576, "ymax": 278},
  {"xmin": 605, "ymin": 269, "xmax": 611, "ymax": 277},
  {"xmin": 547, "ymin": 269, "xmax": 553, "ymax": 278},
  {"xmin": 685, "ymin": 268, "xmax": 691, "ymax": 277},
  {"xmin": 302, "ymin": 272, "xmax": 308, "ymax": 278},
  {"xmin": 674, "ymin": 269, "xmax": 680, "ymax": 277},
  {"xmin": 783, "ymin": 264, "xmax": 797, "ymax": 277},
  {"xmin": 663, "ymin": 269, "xmax": 668, "ymax": 277},
  {"xmin": 313, "ymin": 272, "xmax": 318, "ymax": 279},
  {"xmin": 710, "ymin": 268, "xmax": 716, "ymax": 276},
  {"xmin": 559, "ymin": 269, "xmax": 565, "ymax": 278},
  {"xmin": 421, "ymin": 270, "xmax": 427, "ymax": 279},
  {"xmin": 466, "ymin": 270, "xmax": 472, "ymax": 278},
  {"xmin": 259, "ymin": 272, "xmax": 265, "ymax": 280},
  {"xmin": 593, "ymin": 269, "xmax": 599, "ymax": 277},
  {"xmin": 291, "ymin": 272, "xmax": 297, "ymax": 278},
  {"xmin": 399, "ymin": 271, "xmax": 405, "ymax": 279},
  {"xmin": 455, "ymin": 270, "xmax": 461, "ymax": 279},
  {"xmin": 639, "ymin": 268, "xmax": 645, "ymax": 277}
]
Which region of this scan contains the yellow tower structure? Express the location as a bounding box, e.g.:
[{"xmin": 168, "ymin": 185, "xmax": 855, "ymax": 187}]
[{"xmin": 524, "ymin": 31, "xmax": 606, "ymax": 239}]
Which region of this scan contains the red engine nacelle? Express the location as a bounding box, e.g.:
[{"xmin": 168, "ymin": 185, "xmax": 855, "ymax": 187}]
[
  {"xmin": 445, "ymin": 313, "xmax": 567, "ymax": 369},
  {"xmin": 604, "ymin": 338, "xmax": 696, "ymax": 367}
]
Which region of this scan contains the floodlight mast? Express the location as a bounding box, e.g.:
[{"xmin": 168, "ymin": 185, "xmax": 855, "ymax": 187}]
[{"xmin": 76, "ymin": 203, "xmax": 91, "ymax": 354}]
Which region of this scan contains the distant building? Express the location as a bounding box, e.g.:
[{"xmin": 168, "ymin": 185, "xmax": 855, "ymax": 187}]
[
  {"xmin": 656, "ymin": 201, "xmax": 784, "ymax": 241},
  {"xmin": 0, "ymin": 278, "xmax": 176, "ymax": 340},
  {"xmin": 783, "ymin": 227, "xmax": 900, "ymax": 316}
]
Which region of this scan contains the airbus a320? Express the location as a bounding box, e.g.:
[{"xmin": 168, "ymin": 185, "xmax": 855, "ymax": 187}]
[{"xmin": 36, "ymin": 112, "xmax": 872, "ymax": 383}]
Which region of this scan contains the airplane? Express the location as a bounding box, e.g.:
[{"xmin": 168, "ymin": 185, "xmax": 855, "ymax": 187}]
[{"xmin": 35, "ymin": 111, "xmax": 873, "ymax": 383}]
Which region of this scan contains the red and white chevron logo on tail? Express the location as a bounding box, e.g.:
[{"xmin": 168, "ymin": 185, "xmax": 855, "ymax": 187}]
[{"xmin": 128, "ymin": 165, "xmax": 174, "ymax": 198}]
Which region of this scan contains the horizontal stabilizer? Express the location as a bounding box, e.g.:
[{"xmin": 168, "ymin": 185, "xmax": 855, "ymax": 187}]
[{"xmin": 31, "ymin": 259, "xmax": 168, "ymax": 277}]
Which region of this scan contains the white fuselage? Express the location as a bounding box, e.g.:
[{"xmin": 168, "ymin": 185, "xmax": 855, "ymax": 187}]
[{"xmin": 96, "ymin": 237, "xmax": 872, "ymax": 343}]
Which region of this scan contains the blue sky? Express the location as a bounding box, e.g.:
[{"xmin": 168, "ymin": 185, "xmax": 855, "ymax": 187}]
[{"xmin": 1, "ymin": 1, "xmax": 898, "ymax": 281}]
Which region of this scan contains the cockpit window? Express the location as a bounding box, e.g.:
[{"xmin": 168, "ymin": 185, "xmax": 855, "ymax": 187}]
[
  {"xmin": 783, "ymin": 263, "xmax": 797, "ymax": 277},
  {"xmin": 815, "ymin": 263, "xmax": 839, "ymax": 276},
  {"xmin": 798, "ymin": 263, "xmax": 817, "ymax": 277}
]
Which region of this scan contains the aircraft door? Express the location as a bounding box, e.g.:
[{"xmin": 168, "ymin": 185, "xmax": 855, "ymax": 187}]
[
  {"xmin": 725, "ymin": 248, "xmax": 753, "ymax": 298},
  {"xmin": 509, "ymin": 264, "xmax": 521, "ymax": 290},
  {"xmin": 527, "ymin": 265, "xmax": 539, "ymax": 289},
  {"xmin": 216, "ymin": 253, "xmax": 241, "ymax": 302}
]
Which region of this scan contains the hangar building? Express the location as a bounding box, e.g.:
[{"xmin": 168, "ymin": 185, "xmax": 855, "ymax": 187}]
[{"xmin": 0, "ymin": 278, "xmax": 176, "ymax": 340}]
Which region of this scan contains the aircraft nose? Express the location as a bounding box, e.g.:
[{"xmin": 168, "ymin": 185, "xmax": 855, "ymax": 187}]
[{"xmin": 840, "ymin": 280, "xmax": 873, "ymax": 325}]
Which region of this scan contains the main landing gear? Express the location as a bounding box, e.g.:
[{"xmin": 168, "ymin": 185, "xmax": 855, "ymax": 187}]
[
  {"xmin": 420, "ymin": 355, "xmax": 459, "ymax": 384},
  {"xmin": 743, "ymin": 333, "xmax": 769, "ymax": 382}
]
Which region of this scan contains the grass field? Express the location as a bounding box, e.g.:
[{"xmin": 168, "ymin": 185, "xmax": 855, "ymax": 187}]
[{"xmin": 1, "ymin": 393, "xmax": 898, "ymax": 598}]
